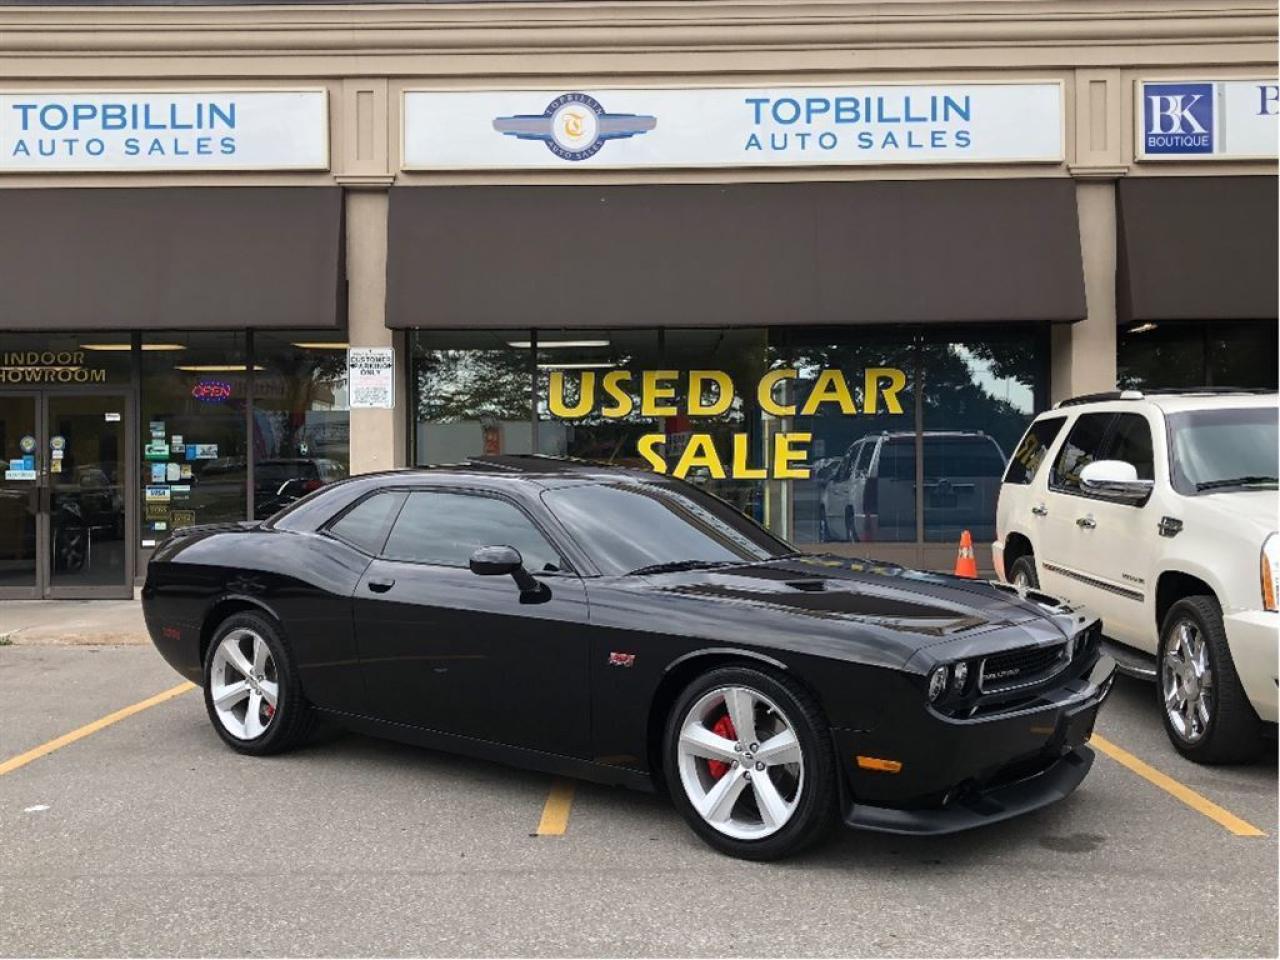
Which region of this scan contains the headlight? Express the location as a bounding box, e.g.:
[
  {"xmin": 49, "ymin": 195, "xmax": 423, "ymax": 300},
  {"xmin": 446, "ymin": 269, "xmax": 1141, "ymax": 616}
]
[
  {"xmin": 952, "ymin": 661, "xmax": 969, "ymax": 693},
  {"xmin": 927, "ymin": 665, "xmax": 949, "ymax": 702},
  {"xmin": 1262, "ymin": 533, "xmax": 1279, "ymax": 612}
]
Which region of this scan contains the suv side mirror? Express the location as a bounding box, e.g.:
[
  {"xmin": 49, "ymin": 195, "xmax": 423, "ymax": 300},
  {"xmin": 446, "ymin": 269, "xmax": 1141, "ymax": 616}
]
[
  {"xmin": 1080, "ymin": 460, "xmax": 1154, "ymax": 503},
  {"xmin": 469, "ymin": 545, "xmax": 549, "ymax": 603}
]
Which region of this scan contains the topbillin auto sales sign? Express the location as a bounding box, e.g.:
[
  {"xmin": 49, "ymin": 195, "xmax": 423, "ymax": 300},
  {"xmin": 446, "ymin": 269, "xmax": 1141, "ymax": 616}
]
[
  {"xmin": 0, "ymin": 90, "xmax": 329, "ymax": 171},
  {"xmin": 402, "ymin": 83, "xmax": 1064, "ymax": 169}
]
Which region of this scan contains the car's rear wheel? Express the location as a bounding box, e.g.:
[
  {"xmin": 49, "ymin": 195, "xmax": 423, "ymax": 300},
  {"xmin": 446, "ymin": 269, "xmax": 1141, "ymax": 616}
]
[
  {"xmin": 1009, "ymin": 554, "xmax": 1039, "ymax": 590},
  {"xmin": 664, "ymin": 666, "xmax": 836, "ymax": 860},
  {"xmin": 1158, "ymin": 596, "xmax": 1262, "ymax": 764},
  {"xmin": 203, "ymin": 611, "xmax": 314, "ymax": 756}
]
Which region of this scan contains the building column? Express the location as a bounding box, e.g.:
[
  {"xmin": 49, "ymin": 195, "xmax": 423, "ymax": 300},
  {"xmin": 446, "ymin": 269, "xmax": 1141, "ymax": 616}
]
[
  {"xmin": 345, "ymin": 187, "xmax": 406, "ymax": 473},
  {"xmin": 1052, "ymin": 180, "xmax": 1119, "ymax": 404}
]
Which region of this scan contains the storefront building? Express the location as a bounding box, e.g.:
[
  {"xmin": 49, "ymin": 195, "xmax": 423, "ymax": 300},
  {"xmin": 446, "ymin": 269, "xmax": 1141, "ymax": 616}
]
[{"xmin": 0, "ymin": 0, "xmax": 1275, "ymax": 598}]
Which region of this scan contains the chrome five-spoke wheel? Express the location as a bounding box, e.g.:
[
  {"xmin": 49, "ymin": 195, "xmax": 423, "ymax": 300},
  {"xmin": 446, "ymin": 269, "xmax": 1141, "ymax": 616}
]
[
  {"xmin": 676, "ymin": 685, "xmax": 804, "ymax": 841},
  {"xmin": 1162, "ymin": 618, "xmax": 1212, "ymax": 744},
  {"xmin": 209, "ymin": 628, "xmax": 279, "ymax": 741}
]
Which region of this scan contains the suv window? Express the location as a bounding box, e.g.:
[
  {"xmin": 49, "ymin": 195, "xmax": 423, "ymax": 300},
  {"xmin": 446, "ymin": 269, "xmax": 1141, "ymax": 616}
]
[
  {"xmin": 876, "ymin": 439, "xmax": 915, "ymax": 480},
  {"xmin": 382, "ymin": 491, "xmax": 564, "ymax": 572},
  {"xmin": 836, "ymin": 443, "xmax": 859, "ymax": 482},
  {"xmin": 854, "ymin": 440, "xmax": 875, "ymax": 474},
  {"xmin": 1005, "ymin": 417, "xmax": 1067, "ymax": 485},
  {"xmin": 923, "ymin": 435, "xmax": 1006, "ymax": 478},
  {"xmin": 327, "ymin": 491, "xmax": 404, "ymax": 555},
  {"xmin": 1050, "ymin": 413, "xmax": 1114, "ymax": 493},
  {"xmin": 1104, "ymin": 413, "xmax": 1154, "ymax": 480}
]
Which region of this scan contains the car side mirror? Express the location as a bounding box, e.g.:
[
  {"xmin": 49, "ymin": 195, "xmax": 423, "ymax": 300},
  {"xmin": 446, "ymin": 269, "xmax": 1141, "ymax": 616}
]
[
  {"xmin": 469, "ymin": 545, "xmax": 549, "ymax": 603},
  {"xmin": 1080, "ymin": 460, "xmax": 1154, "ymax": 503}
]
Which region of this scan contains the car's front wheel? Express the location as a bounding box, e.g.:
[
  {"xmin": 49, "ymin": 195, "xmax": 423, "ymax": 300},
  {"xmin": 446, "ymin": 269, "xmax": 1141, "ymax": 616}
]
[
  {"xmin": 664, "ymin": 666, "xmax": 836, "ymax": 860},
  {"xmin": 203, "ymin": 611, "xmax": 315, "ymax": 756},
  {"xmin": 1158, "ymin": 596, "xmax": 1262, "ymax": 764}
]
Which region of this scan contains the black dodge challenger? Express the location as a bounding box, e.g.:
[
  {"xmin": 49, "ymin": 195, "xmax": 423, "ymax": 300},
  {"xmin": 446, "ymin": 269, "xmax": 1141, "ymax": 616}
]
[{"xmin": 143, "ymin": 457, "xmax": 1115, "ymax": 860}]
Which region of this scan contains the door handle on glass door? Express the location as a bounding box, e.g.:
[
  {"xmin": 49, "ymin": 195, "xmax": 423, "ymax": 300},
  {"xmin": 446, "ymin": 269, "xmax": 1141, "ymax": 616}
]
[
  {"xmin": 1031, "ymin": 504, "xmax": 1048, "ymax": 517},
  {"xmin": 367, "ymin": 577, "xmax": 395, "ymax": 593},
  {"xmin": 1076, "ymin": 515, "xmax": 1096, "ymax": 529}
]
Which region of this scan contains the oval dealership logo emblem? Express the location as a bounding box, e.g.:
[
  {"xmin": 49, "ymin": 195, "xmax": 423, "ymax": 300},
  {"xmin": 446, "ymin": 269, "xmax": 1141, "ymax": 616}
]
[{"xmin": 493, "ymin": 93, "xmax": 657, "ymax": 161}]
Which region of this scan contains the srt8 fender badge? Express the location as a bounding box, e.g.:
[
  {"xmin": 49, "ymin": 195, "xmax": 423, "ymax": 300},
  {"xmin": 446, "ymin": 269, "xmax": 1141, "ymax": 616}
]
[{"xmin": 608, "ymin": 652, "xmax": 636, "ymax": 668}]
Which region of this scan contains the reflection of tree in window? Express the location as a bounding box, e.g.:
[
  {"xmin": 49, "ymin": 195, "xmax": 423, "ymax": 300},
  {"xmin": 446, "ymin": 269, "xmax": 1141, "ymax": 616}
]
[{"xmin": 415, "ymin": 349, "xmax": 532, "ymax": 423}]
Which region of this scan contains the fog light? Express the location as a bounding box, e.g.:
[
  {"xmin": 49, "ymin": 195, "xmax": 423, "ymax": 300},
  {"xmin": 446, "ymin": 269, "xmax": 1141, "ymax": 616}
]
[
  {"xmin": 952, "ymin": 661, "xmax": 969, "ymax": 693},
  {"xmin": 928, "ymin": 665, "xmax": 949, "ymax": 702}
]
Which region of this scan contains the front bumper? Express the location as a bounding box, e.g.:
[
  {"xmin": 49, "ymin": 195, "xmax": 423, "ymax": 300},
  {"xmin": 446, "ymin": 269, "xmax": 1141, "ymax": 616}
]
[
  {"xmin": 991, "ymin": 539, "xmax": 1007, "ymax": 582},
  {"xmin": 835, "ymin": 653, "xmax": 1115, "ymax": 834},
  {"xmin": 1224, "ymin": 609, "xmax": 1279, "ymax": 723}
]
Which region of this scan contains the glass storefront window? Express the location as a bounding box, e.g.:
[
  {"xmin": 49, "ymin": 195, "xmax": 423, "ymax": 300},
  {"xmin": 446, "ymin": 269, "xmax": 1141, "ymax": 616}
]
[
  {"xmin": 920, "ymin": 332, "xmax": 1044, "ymax": 543},
  {"xmin": 411, "ymin": 330, "xmax": 532, "ymax": 464},
  {"xmin": 140, "ymin": 332, "xmax": 248, "ymax": 542},
  {"xmin": 773, "ymin": 330, "xmax": 916, "ymax": 545},
  {"xmin": 1118, "ymin": 320, "xmax": 1279, "ymax": 390},
  {"xmin": 409, "ymin": 324, "xmax": 1051, "ymax": 556},
  {"xmin": 253, "ymin": 332, "xmax": 350, "ymax": 520}
]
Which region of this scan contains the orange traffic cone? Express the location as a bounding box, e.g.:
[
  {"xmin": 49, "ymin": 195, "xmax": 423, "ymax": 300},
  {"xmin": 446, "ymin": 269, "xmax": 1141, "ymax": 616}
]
[{"xmin": 954, "ymin": 529, "xmax": 978, "ymax": 579}]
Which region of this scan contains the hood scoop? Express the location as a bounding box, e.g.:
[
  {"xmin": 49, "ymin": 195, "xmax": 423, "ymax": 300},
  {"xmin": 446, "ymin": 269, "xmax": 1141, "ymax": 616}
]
[{"xmin": 785, "ymin": 579, "xmax": 828, "ymax": 593}]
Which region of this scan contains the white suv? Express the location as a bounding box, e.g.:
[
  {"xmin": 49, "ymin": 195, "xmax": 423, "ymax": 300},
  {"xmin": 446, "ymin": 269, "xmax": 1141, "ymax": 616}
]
[{"xmin": 992, "ymin": 389, "xmax": 1278, "ymax": 764}]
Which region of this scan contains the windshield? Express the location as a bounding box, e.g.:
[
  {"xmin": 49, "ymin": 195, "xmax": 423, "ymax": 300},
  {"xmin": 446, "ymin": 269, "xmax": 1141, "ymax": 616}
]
[
  {"xmin": 1167, "ymin": 405, "xmax": 1279, "ymax": 495},
  {"xmin": 541, "ymin": 481, "xmax": 793, "ymax": 576}
]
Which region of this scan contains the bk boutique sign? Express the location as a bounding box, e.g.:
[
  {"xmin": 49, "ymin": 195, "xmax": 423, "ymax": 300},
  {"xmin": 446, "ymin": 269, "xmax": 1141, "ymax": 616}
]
[
  {"xmin": 402, "ymin": 82, "xmax": 1064, "ymax": 170},
  {"xmin": 0, "ymin": 90, "xmax": 329, "ymax": 171},
  {"xmin": 1138, "ymin": 79, "xmax": 1278, "ymax": 160}
]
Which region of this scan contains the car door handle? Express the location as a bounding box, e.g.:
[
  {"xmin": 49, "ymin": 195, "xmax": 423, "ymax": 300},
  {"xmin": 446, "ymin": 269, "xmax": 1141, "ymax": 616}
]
[
  {"xmin": 1076, "ymin": 515, "xmax": 1096, "ymax": 529},
  {"xmin": 367, "ymin": 577, "xmax": 396, "ymax": 593},
  {"xmin": 1031, "ymin": 504, "xmax": 1048, "ymax": 517}
]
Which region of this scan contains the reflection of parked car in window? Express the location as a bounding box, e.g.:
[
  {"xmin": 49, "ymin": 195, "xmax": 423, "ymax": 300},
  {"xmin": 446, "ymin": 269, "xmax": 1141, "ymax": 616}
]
[
  {"xmin": 820, "ymin": 432, "xmax": 1007, "ymax": 543},
  {"xmin": 254, "ymin": 458, "xmax": 349, "ymax": 519},
  {"xmin": 993, "ymin": 389, "xmax": 1278, "ymax": 763}
]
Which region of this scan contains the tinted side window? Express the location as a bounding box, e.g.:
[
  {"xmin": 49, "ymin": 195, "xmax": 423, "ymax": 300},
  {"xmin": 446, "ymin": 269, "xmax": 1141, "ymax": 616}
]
[
  {"xmin": 383, "ymin": 491, "xmax": 563, "ymax": 572},
  {"xmin": 1105, "ymin": 413, "xmax": 1154, "ymax": 480},
  {"xmin": 328, "ymin": 491, "xmax": 404, "ymax": 555},
  {"xmin": 1050, "ymin": 413, "xmax": 1115, "ymax": 492},
  {"xmin": 854, "ymin": 440, "xmax": 875, "ymax": 473},
  {"xmin": 1005, "ymin": 417, "xmax": 1067, "ymax": 485},
  {"xmin": 923, "ymin": 437, "xmax": 1006, "ymax": 478},
  {"xmin": 876, "ymin": 440, "xmax": 915, "ymax": 480}
]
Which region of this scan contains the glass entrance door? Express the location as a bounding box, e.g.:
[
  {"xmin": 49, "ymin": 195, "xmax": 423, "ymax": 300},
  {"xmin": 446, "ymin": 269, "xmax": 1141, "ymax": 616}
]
[
  {"xmin": 0, "ymin": 391, "xmax": 133, "ymax": 600},
  {"xmin": 0, "ymin": 393, "xmax": 40, "ymax": 598}
]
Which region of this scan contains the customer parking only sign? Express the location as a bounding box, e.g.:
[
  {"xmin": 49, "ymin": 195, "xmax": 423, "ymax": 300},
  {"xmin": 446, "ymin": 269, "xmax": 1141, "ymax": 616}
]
[
  {"xmin": 1138, "ymin": 79, "xmax": 1279, "ymax": 160},
  {"xmin": 0, "ymin": 89, "xmax": 329, "ymax": 171},
  {"xmin": 402, "ymin": 82, "xmax": 1064, "ymax": 170}
]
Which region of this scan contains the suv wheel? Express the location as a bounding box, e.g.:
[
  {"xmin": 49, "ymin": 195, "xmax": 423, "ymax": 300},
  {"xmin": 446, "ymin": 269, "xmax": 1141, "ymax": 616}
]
[
  {"xmin": 1158, "ymin": 596, "xmax": 1262, "ymax": 764},
  {"xmin": 1009, "ymin": 555, "xmax": 1039, "ymax": 590},
  {"xmin": 664, "ymin": 666, "xmax": 836, "ymax": 861}
]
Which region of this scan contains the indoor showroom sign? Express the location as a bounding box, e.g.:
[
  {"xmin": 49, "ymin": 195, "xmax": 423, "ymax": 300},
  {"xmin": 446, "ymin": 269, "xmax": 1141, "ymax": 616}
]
[
  {"xmin": 1137, "ymin": 78, "xmax": 1279, "ymax": 160},
  {"xmin": 0, "ymin": 90, "xmax": 329, "ymax": 171},
  {"xmin": 402, "ymin": 82, "xmax": 1065, "ymax": 170}
]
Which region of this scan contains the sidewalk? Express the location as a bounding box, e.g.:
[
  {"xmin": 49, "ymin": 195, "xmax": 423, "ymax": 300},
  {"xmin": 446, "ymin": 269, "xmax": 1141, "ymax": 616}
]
[{"xmin": 0, "ymin": 599, "xmax": 148, "ymax": 645}]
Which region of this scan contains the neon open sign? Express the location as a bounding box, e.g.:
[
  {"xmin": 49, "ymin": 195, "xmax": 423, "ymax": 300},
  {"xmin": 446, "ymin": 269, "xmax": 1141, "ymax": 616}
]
[{"xmin": 192, "ymin": 380, "xmax": 232, "ymax": 403}]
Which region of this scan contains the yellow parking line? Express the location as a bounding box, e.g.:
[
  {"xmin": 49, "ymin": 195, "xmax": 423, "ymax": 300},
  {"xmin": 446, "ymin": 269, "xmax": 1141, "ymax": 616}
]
[
  {"xmin": 0, "ymin": 681, "xmax": 196, "ymax": 777},
  {"xmin": 536, "ymin": 778, "xmax": 576, "ymax": 836},
  {"xmin": 1092, "ymin": 733, "xmax": 1266, "ymax": 837}
]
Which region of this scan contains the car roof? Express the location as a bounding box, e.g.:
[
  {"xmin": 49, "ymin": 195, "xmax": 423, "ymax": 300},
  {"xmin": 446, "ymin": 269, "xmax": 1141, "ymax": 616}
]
[{"xmin": 1050, "ymin": 390, "xmax": 1277, "ymax": 416}]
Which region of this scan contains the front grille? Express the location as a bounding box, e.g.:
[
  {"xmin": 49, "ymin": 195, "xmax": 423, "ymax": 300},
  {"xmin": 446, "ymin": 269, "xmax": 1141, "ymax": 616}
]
[{"xmin": 980, "ymin": 642, "xmax": 1067, "ymax": 691}]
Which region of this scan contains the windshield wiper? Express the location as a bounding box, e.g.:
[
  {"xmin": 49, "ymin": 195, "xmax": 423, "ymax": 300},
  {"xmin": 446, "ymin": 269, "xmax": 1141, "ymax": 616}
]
[
  {"xmin": 1195, "ymin": 475, "xmax": 1278, "ymax": 491},
  {"xmin": 626, "ymin": 560, "xmax": 738, "ymax": 576}
]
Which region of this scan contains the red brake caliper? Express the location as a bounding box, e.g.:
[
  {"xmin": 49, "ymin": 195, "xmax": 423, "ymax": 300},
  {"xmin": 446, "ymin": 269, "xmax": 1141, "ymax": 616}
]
[{"xmin": 705, "ymin": 713, "xmax": 737, "ymax": 780}]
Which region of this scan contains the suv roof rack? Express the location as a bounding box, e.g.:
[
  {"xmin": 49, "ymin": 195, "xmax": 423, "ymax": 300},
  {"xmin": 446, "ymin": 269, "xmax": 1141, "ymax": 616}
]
[{"xmin": 1055, "ymin": 387, "xmax": 1274, "ymax": 408}]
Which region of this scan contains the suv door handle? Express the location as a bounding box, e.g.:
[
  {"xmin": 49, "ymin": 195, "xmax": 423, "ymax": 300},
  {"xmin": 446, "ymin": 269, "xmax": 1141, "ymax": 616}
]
[
  {"xmin": 1031, "ymin": 504, "xmax": 1048, "ymax": 517},
  {"xmin": 367, "ymin": 577, "xmax": 396, "ymax": 593},
  {"xmin": 1076, "ymin": 515, "xmax": 1096, "ymax": 529}
]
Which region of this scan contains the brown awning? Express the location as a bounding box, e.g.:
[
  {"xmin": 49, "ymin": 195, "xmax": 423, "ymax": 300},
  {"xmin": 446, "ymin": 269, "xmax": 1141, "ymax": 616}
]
[
  {"xmin": 386, "ymin": 179, "xmax": 1086, "ymax": 329},
  {"xmin": 1118, "ymin": 176, "xmax": 1278, "ymax": 324},
  {"xmin": 0, "ymin": 187, "xmax": 343, "ymax": 330}
]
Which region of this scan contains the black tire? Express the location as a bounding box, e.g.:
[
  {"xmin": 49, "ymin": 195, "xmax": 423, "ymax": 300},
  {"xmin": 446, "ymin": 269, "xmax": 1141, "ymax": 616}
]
[
  {"xmin": 202, "ymin": 611, "xmax": 315, "ymax": 756},
  {"xmin": 818, "ymin": 508, "xmax": 832, "ymax": 543},
  {"xmin": 663, "ymin": 665, "xmax": 837, "ymax": 861},
  {"xmin": 1158, "ymin": 596, "xmax": 1263, "ymax": 764},
  {"xmin": 1009, "ymin": 554, "xmax": 1039, "ymax": 590}
]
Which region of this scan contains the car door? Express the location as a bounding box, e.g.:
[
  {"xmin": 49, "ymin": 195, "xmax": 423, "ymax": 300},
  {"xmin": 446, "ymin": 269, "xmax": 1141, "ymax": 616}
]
[
  {"xmin": 1078, "ymin": 412, "xmax": 1160, "ymax": 648},
  {"xmin": 352, "ymin": 487, "xmax": 591, "ymax": 758},
  {"xmin": 822, "ymin": 443, "xmax": 857, "ymax": 539},
  {"xmin": 1038, "ymin": 412, "xmax": 1128, "ymax": 625}
]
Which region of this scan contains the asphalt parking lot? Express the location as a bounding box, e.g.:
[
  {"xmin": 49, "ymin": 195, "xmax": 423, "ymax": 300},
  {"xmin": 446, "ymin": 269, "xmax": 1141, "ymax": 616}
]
[{"xmin": 1, "ymin": 643, "xmax": 1276, "ymax": 958}]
